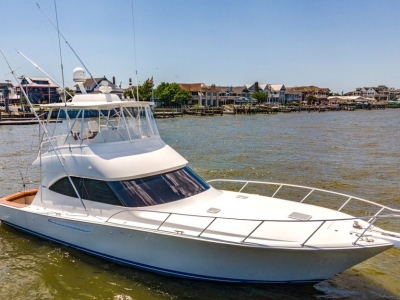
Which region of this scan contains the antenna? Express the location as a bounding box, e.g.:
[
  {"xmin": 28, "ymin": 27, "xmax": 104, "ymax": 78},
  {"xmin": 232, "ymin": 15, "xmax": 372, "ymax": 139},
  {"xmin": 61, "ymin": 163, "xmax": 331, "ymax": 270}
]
[
  {"xmin": 53, "ymin": 0, "xmax": 66, "ymax": 103},
  {"xmin": 36, "ymin": 2, "xmax": 99, "ymax": 89},
  {"xmin": 131, "ymin": 0, "xmax": 140, "ymax": 101}
]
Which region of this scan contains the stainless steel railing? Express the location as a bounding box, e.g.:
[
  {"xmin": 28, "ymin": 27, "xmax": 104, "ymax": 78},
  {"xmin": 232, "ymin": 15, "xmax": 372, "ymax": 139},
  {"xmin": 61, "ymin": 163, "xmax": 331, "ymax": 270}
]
[
  {"xmin": 105, "ymin": 180, "xmax": 400, "ymax": 247},
  {"xmin": 207, "ymin": 179, "xmax": 400, "ymax": 219}
]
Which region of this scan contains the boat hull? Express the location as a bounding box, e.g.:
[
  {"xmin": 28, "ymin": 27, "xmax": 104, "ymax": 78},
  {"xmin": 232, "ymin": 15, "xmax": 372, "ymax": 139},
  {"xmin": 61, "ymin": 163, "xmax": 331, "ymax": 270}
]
[{"xmin": 0, "ymin": 205, "xmax": 392, "ymax": 283}]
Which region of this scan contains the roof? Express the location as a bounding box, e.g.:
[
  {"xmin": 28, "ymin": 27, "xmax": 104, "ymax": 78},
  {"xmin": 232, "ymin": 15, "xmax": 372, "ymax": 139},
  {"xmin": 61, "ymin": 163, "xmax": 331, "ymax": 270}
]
[
  {"xmin": 76, "ymin": 77, "xmax": 122, "ymax": 93},
  {"xmin": 82, "ymin": 77, "xmax": 104, "ymax": 87},
  {"xmin": 268, "ymin": 84, "xmax": 285, "ymax": 92},
  {"xmin": 258, "ymin": 84, "xmax": 268, "ymax": 91},
  {"xmin": 41, "ymin": 93, "xmax": 154, "ymax": 109},
  {"xmin": 287, "ymin": 86, "xmax": 330, "ymax": 93},
  {"xmin": 179, "ymin": 83, "xmax": 217, "ymax": 92},
  {"xmin": 0, "ymin": 82, "xmax": 14, "ymax": 88},
  {"xmin": 22, "ymin": 77, "xmax": 59, "ymax": 88},
  {"xmin": 285, "ymin": 87, "xmax": 302, "ymax": 95}
]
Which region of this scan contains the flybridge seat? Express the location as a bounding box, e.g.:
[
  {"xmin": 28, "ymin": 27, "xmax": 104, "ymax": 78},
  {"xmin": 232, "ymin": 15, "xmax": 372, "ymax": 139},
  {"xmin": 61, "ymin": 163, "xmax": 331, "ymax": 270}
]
[
  {"xmin": 88, "ymin": 120, "xmax": 99, "ymax": 134},
  {"xmin": 70, "ymin": 120, "xmax": 99, "ymax": 140}
]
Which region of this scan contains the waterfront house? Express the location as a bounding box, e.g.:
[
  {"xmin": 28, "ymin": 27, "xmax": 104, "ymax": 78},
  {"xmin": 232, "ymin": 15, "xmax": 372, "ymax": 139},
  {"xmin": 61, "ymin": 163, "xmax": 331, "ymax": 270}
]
[
  {"xmin": 217, "ymin": 85, "xmax": 251, "ymax": 105},
  {"xmin": 246, "ymin": 83, "xmax": 270, "ymax": 96},
  {"xmin": 348, "ymin": 85, "xmax": 395, "ymax": 102},
  {"xmin": 77, "ymin": 76, "xmax": 123, "ymax": 97},
  {"xmin": 15, "ymin": 77, "xmax": 59, "ymax": 104},
  {"xmin": 241, "ymin": 82, "xmax": 285, "ymax": 104},
  {"xmin": 352, "ymin": 87, "xmax": 379, "ymax": 98},
  {"xmin": 266, "ymin": 84, "xmax": 286, "ymax": 104},
  {"xmin": 285, "ymin": 87, "xmax": 302, "ymax": 103},
  {"xmin": 288, "ymin": 86, "xmax": 330, "ymax": 103},
  {"xmin": 179, "ymin": 83, "xmax": 219, "ymax": 106}
]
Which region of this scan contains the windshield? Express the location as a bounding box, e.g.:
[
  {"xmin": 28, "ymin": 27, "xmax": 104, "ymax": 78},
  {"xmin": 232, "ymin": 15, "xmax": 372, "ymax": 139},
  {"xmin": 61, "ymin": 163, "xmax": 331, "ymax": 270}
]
[
  {"xmin": 109, "ymin": 167, "xmax": 210, "ymax": 207},
  {"xmin": 44, "ymin": 105, "xmax": 159, "ymax": 149},
  {"xmin": 49, "ymin": 167, "xmax": 210, "ymax": 207}
]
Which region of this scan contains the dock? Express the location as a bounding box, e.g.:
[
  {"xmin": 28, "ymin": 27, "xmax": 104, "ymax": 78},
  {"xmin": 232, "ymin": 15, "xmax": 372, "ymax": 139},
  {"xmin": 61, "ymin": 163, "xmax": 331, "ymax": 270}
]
[
  {"xmin": 0, "ymin": 119, "xmax": 42, "ymax": 125},
  {"xmin": 153, "ymin": 108, "xmax": 183, "ymax": 118},
  {"xmin": 0, "ymin": 118, "xmax": 59, "ymax": 125},
  {"xmin": 184, "ymin": 107, "xmax": 223, "ymax": 116}
]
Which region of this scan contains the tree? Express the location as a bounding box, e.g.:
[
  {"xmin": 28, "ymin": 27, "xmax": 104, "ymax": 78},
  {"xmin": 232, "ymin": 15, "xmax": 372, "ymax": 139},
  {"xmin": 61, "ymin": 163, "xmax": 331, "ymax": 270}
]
[
  {"xmin": 139, "ymin": 79, "xmax": 153, "ymax": 101},
  {"xmin": 154, "ymin": 82, "xmax": 192, "ymax": 106},
  {"xmin": 306, "ymin": 95, "xmax": 317, "ymax": 105},
  {"xmin": 252, "ymin": 91, "xmax": 267, "ymax": 105},
  {"xmin": 65, "ymin": 87, "xmax": 75, "ymax": 101},
  {"xmin": 123, "ymin": 88, "xmax": 136, "ymax": 100},
  {"xmin": 123, "ymin": 78, "xmax": 154, "ymax": 101}
]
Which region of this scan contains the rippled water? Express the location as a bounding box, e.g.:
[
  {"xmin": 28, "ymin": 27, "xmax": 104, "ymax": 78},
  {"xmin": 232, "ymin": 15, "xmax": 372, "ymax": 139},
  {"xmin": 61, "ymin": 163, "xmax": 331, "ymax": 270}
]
[{"xmin": 0, "ymin": 109, "xmax": 399, "ymax": 299}]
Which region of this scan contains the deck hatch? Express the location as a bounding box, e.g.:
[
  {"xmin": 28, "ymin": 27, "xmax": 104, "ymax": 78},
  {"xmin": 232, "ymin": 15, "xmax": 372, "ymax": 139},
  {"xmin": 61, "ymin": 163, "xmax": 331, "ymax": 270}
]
[{"xmin": 288, "ymin": 212, "xmax": 312, "ymax": 221}]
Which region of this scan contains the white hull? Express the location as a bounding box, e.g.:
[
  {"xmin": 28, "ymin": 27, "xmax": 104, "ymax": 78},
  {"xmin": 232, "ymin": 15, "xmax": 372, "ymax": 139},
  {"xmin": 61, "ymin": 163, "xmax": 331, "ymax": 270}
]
[
  {"xmin": 1, "ymin": 70, "xmax": 398, "ymax": 284},
  {"xmin": 0, "ymin": 205, "xmax": 391, "ymax": 283}
]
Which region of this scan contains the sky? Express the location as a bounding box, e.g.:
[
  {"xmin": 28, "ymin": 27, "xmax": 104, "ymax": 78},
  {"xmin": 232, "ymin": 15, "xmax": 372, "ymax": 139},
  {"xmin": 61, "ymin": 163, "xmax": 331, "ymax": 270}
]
[{"xmin": 0, "ymin": 0, "xmax": 399, "ymax": 94}]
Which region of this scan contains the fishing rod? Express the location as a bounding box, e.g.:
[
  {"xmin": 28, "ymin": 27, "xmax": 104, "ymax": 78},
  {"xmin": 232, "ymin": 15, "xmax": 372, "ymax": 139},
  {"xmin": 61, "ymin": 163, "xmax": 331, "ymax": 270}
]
[
  {"xmin": 19, "ymin": 170, "xmax": 26, "ymax": 192},
  {"xmin": 0, "ymin": 48, "xmax": 87, "ymax": 211},
  {"xmin": 16, "ymin": 49, "xmax": 73, "ymax": 99},
  {"xmin": 35, "ymin": 2, "xmax": 99, "ymax": 89},
  {"xmin": 131, "ymin": 0, "xmax": 140, "ymax": 101}
]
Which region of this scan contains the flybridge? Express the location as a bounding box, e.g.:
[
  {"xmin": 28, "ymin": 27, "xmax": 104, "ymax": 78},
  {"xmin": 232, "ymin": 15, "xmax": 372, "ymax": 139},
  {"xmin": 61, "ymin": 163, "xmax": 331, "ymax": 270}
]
[{"xmin": 40, "ymin": 68, "xmax": 159, "ymax": 147}]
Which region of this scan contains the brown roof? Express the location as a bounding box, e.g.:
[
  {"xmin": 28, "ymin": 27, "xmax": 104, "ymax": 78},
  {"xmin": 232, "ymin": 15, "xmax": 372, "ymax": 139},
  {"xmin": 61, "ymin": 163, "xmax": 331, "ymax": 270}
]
[
  {"xmin": 287, "ymin": 86, "xmax": 330, "ymax": 93},
  {"xmin": 179, "ymin": 83, "xmax": 218, "ymax": 92}
]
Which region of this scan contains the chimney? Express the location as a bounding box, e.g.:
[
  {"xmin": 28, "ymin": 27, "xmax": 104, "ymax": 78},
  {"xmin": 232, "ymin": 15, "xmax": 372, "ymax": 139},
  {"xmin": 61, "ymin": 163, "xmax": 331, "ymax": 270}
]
[
  {"xmin": 255, "ymin": 81, "xmax": 259, "ymax": 92},
  {"xmin": 112, "ymin": 76, "xmax": 115, "ymax": 85}
]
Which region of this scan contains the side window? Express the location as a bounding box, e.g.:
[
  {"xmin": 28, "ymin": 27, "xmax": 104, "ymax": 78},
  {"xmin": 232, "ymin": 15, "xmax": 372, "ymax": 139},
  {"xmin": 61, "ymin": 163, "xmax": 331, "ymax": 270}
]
[
  {"xmin": 108, "ymin": 167, "xmax": 210, "ymax": 207},
  {"xmin": 49, "ymin": 176, "xmax": 124, "ymax": 206},
  {"xmin": 49, "ymin": 177, "xmax": 77, "ymax": 198}
]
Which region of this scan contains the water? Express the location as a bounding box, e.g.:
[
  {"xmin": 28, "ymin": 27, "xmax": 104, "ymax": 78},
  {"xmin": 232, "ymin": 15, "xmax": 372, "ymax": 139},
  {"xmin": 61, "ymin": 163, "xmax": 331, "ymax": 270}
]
[{"xmin": 0, "ymin": 109, "xmax": 399, "ymax": 299}]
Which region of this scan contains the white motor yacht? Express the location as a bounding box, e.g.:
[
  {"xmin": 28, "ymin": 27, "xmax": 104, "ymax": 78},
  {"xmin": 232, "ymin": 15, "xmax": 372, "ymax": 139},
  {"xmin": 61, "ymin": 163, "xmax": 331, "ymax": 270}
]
[{"xmin": 0, "ymin": 68, "xmax": 399, "ymax": 283}]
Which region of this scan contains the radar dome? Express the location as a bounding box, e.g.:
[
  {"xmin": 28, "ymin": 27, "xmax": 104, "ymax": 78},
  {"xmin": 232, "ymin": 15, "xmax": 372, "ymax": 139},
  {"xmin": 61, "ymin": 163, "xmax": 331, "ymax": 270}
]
[{"xmin": 73, "ymin": 67, "xmax": 86, "ymax": 83}]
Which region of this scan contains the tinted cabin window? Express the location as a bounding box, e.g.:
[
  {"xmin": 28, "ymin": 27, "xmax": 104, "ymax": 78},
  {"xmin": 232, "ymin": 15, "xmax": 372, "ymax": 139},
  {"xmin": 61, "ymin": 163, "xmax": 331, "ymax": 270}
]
[
  {"xmin": 49, "ymin": 167, "xmax": 209, "ymax": 207},
  {"xmin": 49, "ymin": 177, "xmax": 123, "ymax": 206},
  {"xmin": 108, "ymin": 167, "xmax": 210, "ymax": 207}
]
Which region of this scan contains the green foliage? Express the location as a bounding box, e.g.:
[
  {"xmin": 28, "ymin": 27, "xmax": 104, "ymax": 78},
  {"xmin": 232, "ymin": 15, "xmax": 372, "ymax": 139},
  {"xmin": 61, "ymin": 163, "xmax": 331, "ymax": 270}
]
[
  {"xmin": 124, "ymin": 78, "xmax": 154, "ymax": 101},
  {"xmin": 65, "ymin": 87, "xmax": 75, "ymax": 101},
  {"xmin": 124, "ymin": 88, "xmax": 135, "ymax": 99},
  {"xmin": 252, "ymin": 91, "xmax": 267, "ymax": 104},
  {"xmin": 154, "ymin": 82, "xmax": 192, "ymax": 106},
  {"xmin": 139, "ymin": 79, "xmax": 154, "ymax": 101}
]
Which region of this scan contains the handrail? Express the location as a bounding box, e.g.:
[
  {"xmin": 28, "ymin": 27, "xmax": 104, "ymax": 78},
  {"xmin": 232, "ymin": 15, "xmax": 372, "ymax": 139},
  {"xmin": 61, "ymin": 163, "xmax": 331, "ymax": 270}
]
[
  {"xmin": 301, "ymin": 221, "xmax": 325, "ymax": 247},
  {"xmin": 106, "ymin": 207, "xmax": 399, "ymax": 225},
  {"xmin": 206, "ymin": 179, "xmax": 400, "ymax": 215},
  {"xmin": 105, "ymin": 209, "xmax": 400, "ymax": 249},
  {"xmin": 353, "ymin": 217, "xmax": 378, "ymax": 245},
  {"xmin": 102, "ymin": 179, "xmax": 400, "ymax": 248},
  {"xmin": 106, "ymin": 207, "xmax": 399, "ymax": 247}
]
